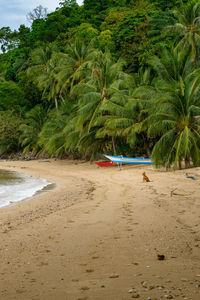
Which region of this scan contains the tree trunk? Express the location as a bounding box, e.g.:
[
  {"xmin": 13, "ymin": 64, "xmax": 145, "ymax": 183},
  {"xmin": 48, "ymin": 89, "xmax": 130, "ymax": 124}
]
[
  {"xmin": 194, "ymin": 47, "xmax": 199, "ymax": 67},
  {"xmin": 142, "ymin": 133, "xmax": 151, "ymax": 157},
  {"xmin": 60, "ymin": 95, "xmax": 65, "ymax": 103},
  {"xmin": 185, "ymin": 156, "xmax": 190, "ymax": 169},
  {"xmin": 55, "ymin": 97, "xmax": 58, "ymax": 109},
  {"xmin": 112, "ymin": 137, "xmax": 117, "ymax": 156},
  {"xmin": 193, "ymin": 34, "xmax": 198, "ymax": 67}
]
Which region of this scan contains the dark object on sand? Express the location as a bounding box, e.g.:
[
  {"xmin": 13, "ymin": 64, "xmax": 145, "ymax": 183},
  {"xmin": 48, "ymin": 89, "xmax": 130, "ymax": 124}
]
[
  {"xmin": 157, "ymin": 254, "xmax": 165, "ymax": 260},
  {"xmin": 170, "ymin": 188, "xmax": 189, "ymax": 197},
  {"xmin": 185, "ymin": 173, "xmax": 196, "ymax": 180}
]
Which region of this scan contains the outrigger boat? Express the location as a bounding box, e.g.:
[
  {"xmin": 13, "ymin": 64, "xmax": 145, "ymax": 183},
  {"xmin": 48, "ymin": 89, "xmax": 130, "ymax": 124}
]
[
  {"xmin": 94, "ymin": 161, "xmax": 118, "ymax": 167},
  {"xmin": 104, "ymin": 155, "xmax": 152, "ymax": 165}
]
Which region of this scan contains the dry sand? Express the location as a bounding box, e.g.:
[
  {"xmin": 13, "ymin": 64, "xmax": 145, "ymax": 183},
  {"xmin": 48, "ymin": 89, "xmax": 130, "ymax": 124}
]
[{"xmin": 0, "ymin": 159, "xmax": 200, "ymax": 300}]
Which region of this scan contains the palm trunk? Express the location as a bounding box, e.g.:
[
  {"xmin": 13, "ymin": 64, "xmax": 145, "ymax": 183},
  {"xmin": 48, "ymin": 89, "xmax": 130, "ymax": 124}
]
[
  {"xmin": 193, "ymin": 34, "xmax": 199, "ymax": 67},
  {"xmin": 112, "ymin": 137, "xmax": 117, "ymax": 156},
  {"xmin": 195, "ymin": 48, "xmax": 199, "ymax": 67},
  {"xmin": 142, "ymin": 133, "xmax": 151, "ymax": 157},
  {"xmin": 55, "ymin": 97, "xmax": 58, "ymax": 109},
  {"xmin": 60, "ymin": 95, "xmax": 65, "ymax": 103},
  {"xmin": 185, "ymin": 156, "xmax": 190, "ymax": 169}
]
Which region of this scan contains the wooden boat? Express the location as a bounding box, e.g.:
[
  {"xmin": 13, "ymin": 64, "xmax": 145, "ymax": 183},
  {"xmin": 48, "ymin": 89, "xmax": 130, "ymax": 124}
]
[
  {"xmin": 94, "ymin": 161, "xmax": 118, "ymax": 167},
  {"xmin": 104, "ymin": 155, "xmax": 152, "ymax": 164}
]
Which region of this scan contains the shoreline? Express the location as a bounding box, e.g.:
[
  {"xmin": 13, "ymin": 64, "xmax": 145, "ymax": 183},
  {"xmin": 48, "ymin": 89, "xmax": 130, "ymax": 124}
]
[
  {"xmin": 7, "ymin": 181, "xmax": 57, "ymax": 210},
  {"xmin": 0, "ymin": 159, "xmax": 199, "ymax": 299},
  {"xmin": 0, "ymin": 167, "xmax": 55, "ymax": 209}
]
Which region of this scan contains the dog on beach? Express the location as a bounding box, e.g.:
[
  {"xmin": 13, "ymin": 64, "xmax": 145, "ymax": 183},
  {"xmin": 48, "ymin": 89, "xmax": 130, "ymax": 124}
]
[{"xmin": 142, "ymin": 172, "xmax": 150, "ymax": 182}]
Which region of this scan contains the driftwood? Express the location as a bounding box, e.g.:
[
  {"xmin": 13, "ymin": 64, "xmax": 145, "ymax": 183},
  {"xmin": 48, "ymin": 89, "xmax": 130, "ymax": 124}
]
[{"xmin": 170, "ymin": 188, "xmax": 189, "ymax": 197}]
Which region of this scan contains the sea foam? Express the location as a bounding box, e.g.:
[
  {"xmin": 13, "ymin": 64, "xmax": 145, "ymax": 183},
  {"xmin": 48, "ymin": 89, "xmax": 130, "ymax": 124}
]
[{"xmin": 0, "ymin": 169, "xmax": 52, "ymax": 208}]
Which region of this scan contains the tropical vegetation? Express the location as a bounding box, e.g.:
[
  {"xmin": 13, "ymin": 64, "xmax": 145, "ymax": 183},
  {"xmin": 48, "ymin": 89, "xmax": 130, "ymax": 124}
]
[{"xmin": 0, "ymin": 0, "xmax": 200, "ymax": 169}]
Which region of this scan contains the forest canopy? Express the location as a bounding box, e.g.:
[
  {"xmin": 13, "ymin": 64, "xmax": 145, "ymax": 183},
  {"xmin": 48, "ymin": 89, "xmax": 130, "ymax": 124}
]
[{"xmin": 0, "ymin": 0, "xmax": 200, "ymax": 169}]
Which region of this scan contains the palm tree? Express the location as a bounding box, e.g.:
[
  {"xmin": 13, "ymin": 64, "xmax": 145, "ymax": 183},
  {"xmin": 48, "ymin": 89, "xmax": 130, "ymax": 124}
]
[
  {"xmin": 148, "ymin": 46, "xmax": 193, "ymax": 81},
  {"xmin": 19, "ymin": 105, "xmax": 48, "ymax": 154},
  {"xmin": 168, "ymin": 0, "xmax": 200, "ymax": 65},
  {"xmin": 70, "ymin": 51, "xmax": 127, "ymax": 157},
  {"xmin": 56, "ymin": 39, "xmax": 96, "ymax": 97},
  {"xmin": 36, "ymin": 54, "xmax": 63, "ymax": 109},
  {"xmin": 28, "ymin": 44, "xmax": 57, "ymax": 75},
  {"xmin": 141, "ymin": 48, "xmax": 200, "ymax": 169},
  {"xmin": 28, "ymin": 45, "xmax": 63, "ymax": 108},
  {"xmin": 95, "ymin": 68, "xmax": 153, "ymax": 157},
  {"xmin": 38, "ymin": 100, "xmax": 73, "ymax": 157}
]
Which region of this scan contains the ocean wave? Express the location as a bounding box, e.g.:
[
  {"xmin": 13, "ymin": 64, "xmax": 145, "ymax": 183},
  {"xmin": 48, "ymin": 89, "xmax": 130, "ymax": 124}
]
[{"xmin": 0, "ymin": 170, "xmax": 52, "ymax": 208}]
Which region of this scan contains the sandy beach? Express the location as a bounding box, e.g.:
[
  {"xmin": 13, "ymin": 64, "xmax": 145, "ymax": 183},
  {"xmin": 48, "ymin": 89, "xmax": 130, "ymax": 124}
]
[{"xmin": 0, "ymin": 159, "xmax": 199, "ymax": 300}]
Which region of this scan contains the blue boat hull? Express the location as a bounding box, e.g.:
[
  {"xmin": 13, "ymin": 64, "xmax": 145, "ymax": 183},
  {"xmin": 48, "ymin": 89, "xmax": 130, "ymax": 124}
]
[{"xmin": 104, "ymin": 155, "xmax": 152, "ymax": 164}]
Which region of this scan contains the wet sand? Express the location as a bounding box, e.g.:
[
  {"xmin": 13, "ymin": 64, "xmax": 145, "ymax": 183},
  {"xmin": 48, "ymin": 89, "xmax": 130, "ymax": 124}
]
[{"xmin": 0, "ymin": 159, "xmax": 200, "ymax": 300}]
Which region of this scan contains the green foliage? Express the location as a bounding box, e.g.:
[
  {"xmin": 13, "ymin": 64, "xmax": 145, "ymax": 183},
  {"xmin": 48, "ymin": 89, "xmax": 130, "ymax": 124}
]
[
  {"xmin": 17, "ymin": 74, "xmax": 42, "ymax": 110},
  {"xmin": 148, "ymin": 10, "xmax": 176, "ymax": 54},
  {"xmin": 101, "ymin": 5, "xmax": 154, "ymax": 70},
  {"xmin": 84, "ymin": 0, "xmax": 130, "ymax": 12},
  {"xmin": 19, "ymin": 105, "xmax": 48, "ymax": 153},
  {"xmin": 97, "ymin": 30, "xmax": 115, "ymax": 52},
  {"xmin": 83, "ymin": 0, "xmax": 109, "ymax": 12},
  {"xmin": 149, "ymin": 0, "xmax": 178, "ymax": 10},
  {"xmin": 96, "ymin": 68, "xmax": 153, "ymax": 156},
  {"xmin": 0, "ymin": 81, "xmax": 28, "ymax": 112},
  {"xmin": 0, "ymin": 111, "xmax": 22, "ymax": 155},
  {"xmin": 1, "ymin": 0, "xmax": 200, "ymax": 168},
  {"xmin": 0, "ymin": 27, "xmax": 18, "ymax": 53},
  {"xmin": 69, "ymin": 51, "xmax": 128, "ymax": 156},
  {"xmin": 28, "ymin": 19, "xmax": 47, "ymax": 44},
  {"xmin": 17, "ymin": 25, "xmax": 31, "ymax": 48},
  {"xmin": 168, "ymin": 0, "xmax": 200, "ymax": 66},
  {"xmin": 68, "ymin": 23, "xmax": 99, "ymax": 42},
  {"xmin": 140, "ymin": 48, "xmax": 200, "ymax": 168},
  {"xmin": 38, "ymin": 100, "xmax": 73, "ymax": 157},
  {"xmin": 59, "ymin": 0, "xmax": 78, "ymax": 7},
  {"xmin": 56, "ymin": 39, "xmax": 96, "ymax": 95}
]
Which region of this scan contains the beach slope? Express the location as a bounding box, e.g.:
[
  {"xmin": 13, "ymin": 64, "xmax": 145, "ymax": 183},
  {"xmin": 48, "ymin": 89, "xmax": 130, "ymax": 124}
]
[{"xmin": 0, "ymin": 159, "xmax": 199, "ymax": 300}]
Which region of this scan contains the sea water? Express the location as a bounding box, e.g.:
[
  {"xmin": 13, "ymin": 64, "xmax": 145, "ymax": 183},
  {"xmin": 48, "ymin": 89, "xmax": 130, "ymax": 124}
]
[{"xmin": 0, "ymin": 169, "xmax": 52, "ymax": 208}]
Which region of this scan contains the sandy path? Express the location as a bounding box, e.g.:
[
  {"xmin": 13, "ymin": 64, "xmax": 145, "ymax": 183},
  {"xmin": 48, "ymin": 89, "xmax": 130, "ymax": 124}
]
[{"xmin": 0, "ymin": 159, "xmax": 200, "ymax": 300}]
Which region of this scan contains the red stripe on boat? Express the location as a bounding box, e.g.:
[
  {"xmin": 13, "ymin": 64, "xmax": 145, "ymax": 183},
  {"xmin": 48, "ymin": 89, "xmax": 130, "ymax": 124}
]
[{"xmin": 95, "ymin": 161, "xmax": 118, "ymax": 167}]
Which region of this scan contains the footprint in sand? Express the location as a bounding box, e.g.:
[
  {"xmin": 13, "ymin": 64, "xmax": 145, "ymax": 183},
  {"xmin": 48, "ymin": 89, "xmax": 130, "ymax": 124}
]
[
  {"xmin": 80, "ymin": 286, "xmax": 90, "ymax": 291},
  {"xmin": 72, "ymin": 279, "xmax": 79, "ymax": 282},
  {"xmin": 25, "ymin": 271, "xmax": 33, "ymax": 274},
  {"xmin": 92, "ymin": 255, "xmax": 99, "ymax": 259},
  {"xmin": 37, "ymin": 262, "xmax": 48, "ymax": 266},
  {"xmin": 16, "ymin": 289, "xmax": 26, "ymax": 294},
  {"xmin": 86, "ymin": 269, "xmax": 94, "ymax": 273},
  {"xmin": 127, "ymin": 228, "xmax": 133, "ymax": 231}
]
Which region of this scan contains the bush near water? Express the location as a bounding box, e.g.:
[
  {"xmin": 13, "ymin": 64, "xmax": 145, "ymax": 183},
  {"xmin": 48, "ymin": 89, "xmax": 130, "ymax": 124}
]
[{"xmin": 0, "ymin": 0, "xmax": 200, "ymax": 169}]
